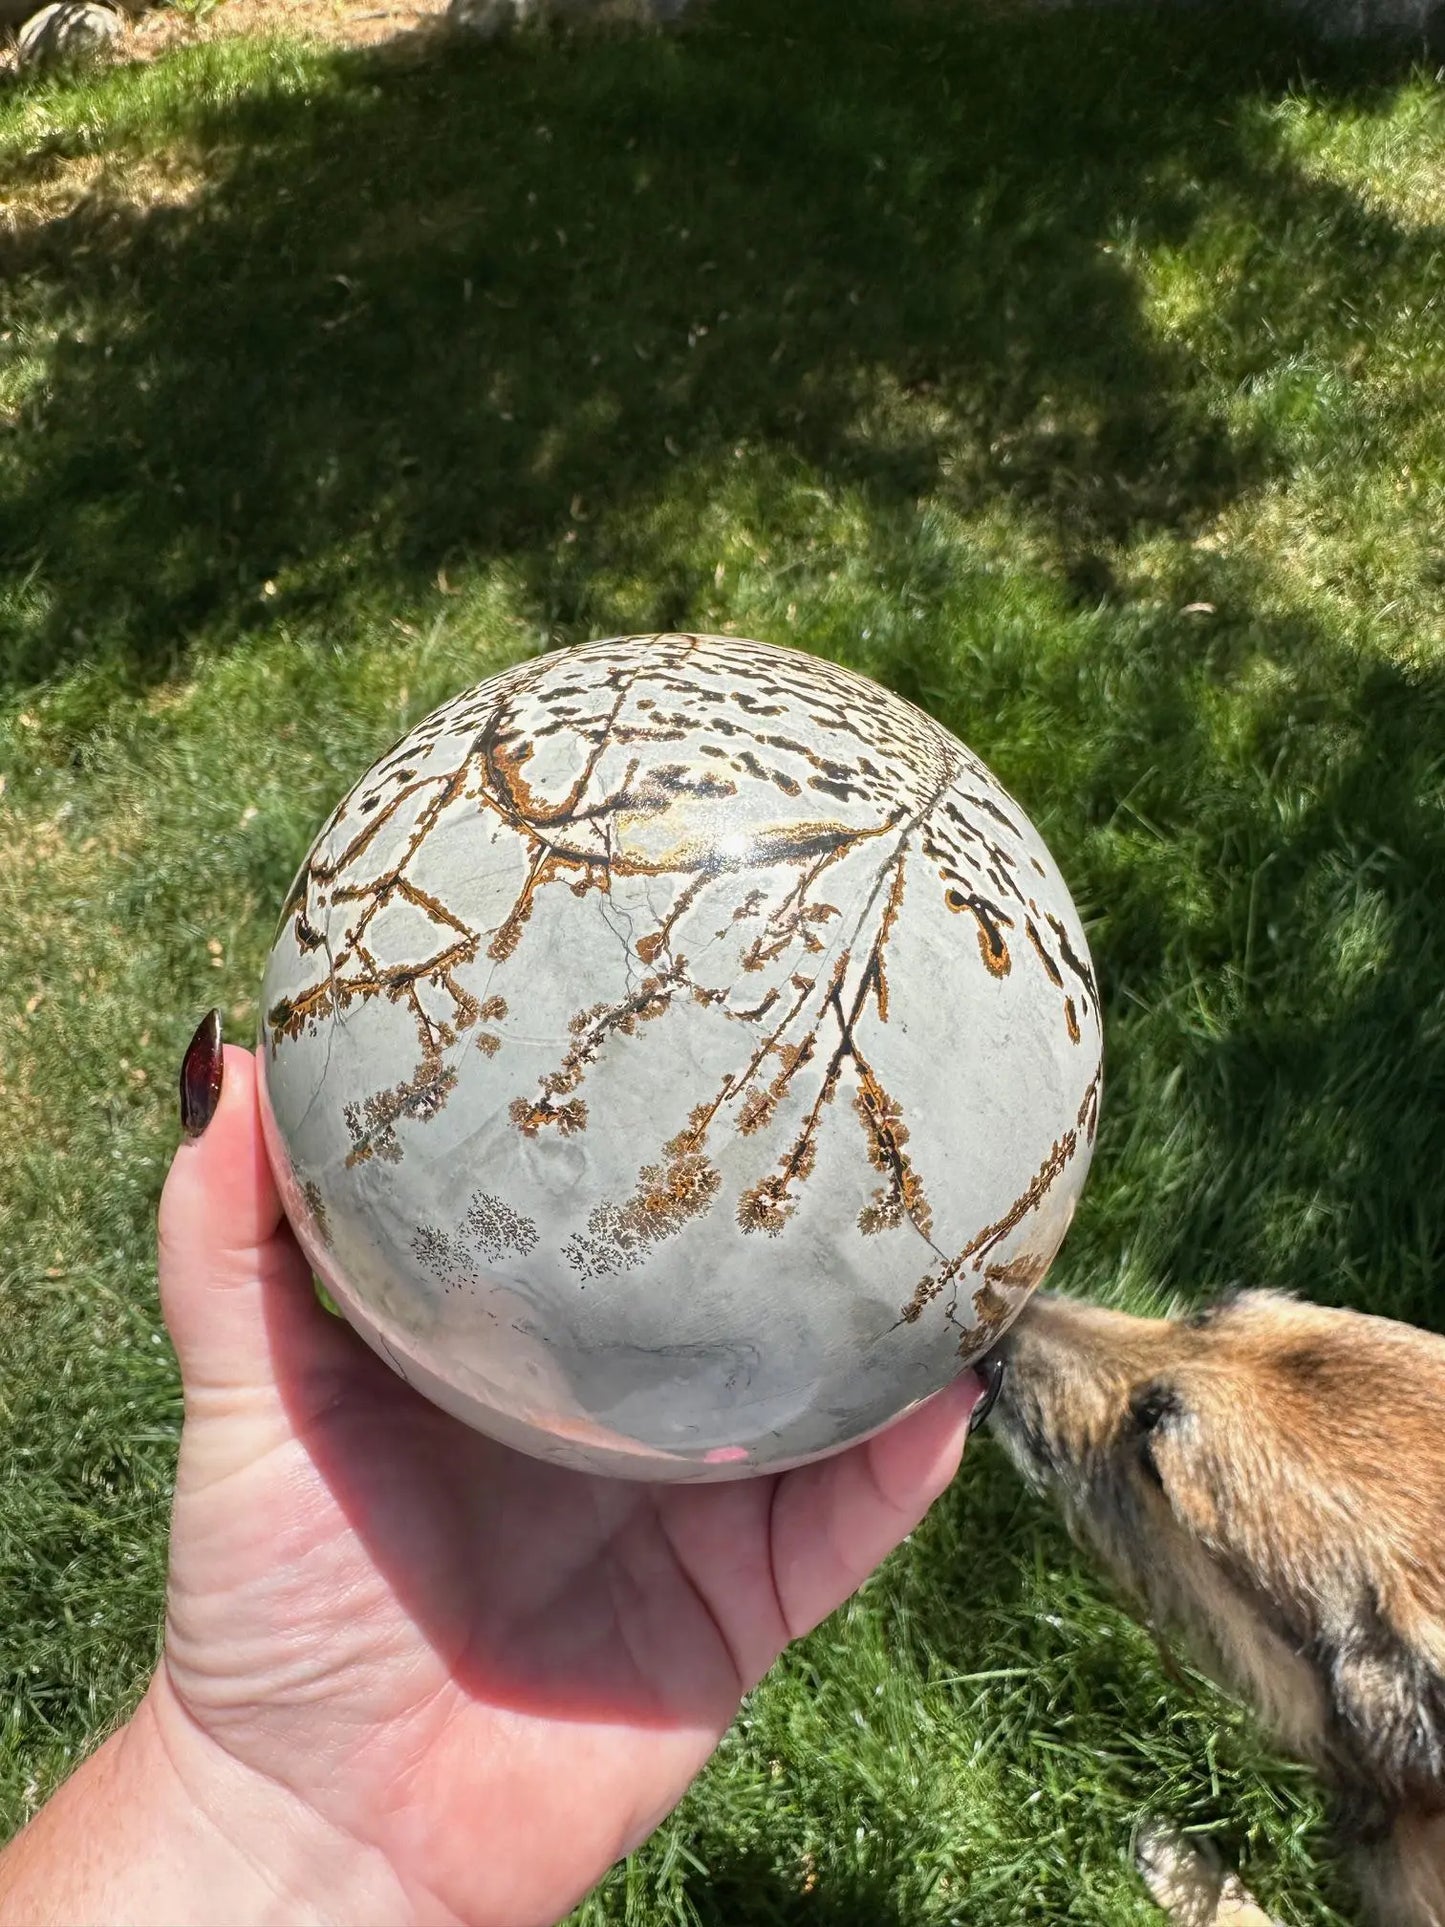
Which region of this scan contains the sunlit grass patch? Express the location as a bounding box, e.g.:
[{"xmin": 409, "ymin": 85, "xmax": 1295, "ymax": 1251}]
[{"xmin": 3, "ymin": 2, "xmax": 1443, "ymax": 1919}]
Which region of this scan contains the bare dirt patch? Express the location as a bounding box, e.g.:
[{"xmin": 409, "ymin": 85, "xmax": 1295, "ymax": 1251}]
[
  {"xmin": 1, "ymin": 0, "xmax": 451, "ymax": 69},
  {"xmin": 128, "ymin": 0, "xmax": 450, "ymax": 57}
]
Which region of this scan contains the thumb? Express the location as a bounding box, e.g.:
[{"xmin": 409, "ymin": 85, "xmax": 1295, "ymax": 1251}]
[{"xmin": 157, "ymin": 1013, "xmax": 349, "ymax": 1401}]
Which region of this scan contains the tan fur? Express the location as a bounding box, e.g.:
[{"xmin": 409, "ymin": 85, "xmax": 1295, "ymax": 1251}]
[{"xmin": 988, "ymin": 1289, "xmax": 1445, "ymax": 1927}]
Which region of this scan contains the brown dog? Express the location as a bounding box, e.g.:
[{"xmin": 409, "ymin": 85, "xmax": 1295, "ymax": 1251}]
[{"xmin": 981, "ymin": 1289, "xmax": 1445, "ymax": 1927}]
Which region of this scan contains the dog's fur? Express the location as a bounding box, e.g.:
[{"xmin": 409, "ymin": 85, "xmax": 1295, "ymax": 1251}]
[{"xmin": 986, "ymin": 1288, "xmax": 1445, "ymax": 1927}]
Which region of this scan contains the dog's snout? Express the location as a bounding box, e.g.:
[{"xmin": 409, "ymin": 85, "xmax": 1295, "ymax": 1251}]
[{"xmin": 968, "ymin": 1350, "xmax": 1008, "ymax": 1434}]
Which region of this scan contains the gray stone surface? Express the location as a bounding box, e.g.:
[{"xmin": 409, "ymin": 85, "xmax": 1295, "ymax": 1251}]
[
  {"xmin": 448, "ymin": 0, "xmax": 692, "ymax": 34},
  {"xmin": 14, "ymin": 0, "xmax": 123, "ymax": 65},
  {"xmin": 261, "ymin": 636, "xmax": 1102, "ymax": 1481}
]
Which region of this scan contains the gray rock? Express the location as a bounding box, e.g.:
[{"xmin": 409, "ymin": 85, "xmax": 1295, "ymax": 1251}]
[
  {"xmin": 447, "ymin": 0, "xmax": 695, "ymax": 35},
  {"xmin": 444, "ymin": 0, "xmax": 520, "ymax": 34},
  {"xmin": 260, "ymin": 635, "xmax": 1102, "ymax": 1481},
  {"xmin": 14, "ymin": 0, "xmax": 124, "ymax": 68}
]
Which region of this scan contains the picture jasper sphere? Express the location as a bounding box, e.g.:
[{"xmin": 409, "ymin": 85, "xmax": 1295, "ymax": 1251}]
[{"xmin": 259, "ymin": 635, "xmax": 1102, "ymax": 1480}]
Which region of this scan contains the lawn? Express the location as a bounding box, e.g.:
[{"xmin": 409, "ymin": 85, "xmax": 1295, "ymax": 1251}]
[{"xmin": 2, "ymin": 0, "xmax": 1443, "ymax": 1918}]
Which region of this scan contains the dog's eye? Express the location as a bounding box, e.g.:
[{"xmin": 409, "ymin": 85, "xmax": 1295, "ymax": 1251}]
[
  {"xmin": 1129, "ymin": 1384, "xmax": 1181, "ymax": 1490},
  {"xmin": 1130, "ymin": 1384, "xmax": 1180, "ymax": 1433}
]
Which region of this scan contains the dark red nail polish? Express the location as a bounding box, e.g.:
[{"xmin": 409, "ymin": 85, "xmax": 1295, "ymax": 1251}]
[
  {"xmin": 179, "ymin": 1009, "xmax": 224, "ymax": 1139},
  {"xmin": 968, "ymin": 1352, "xmax": 1007, "ymax": 1435}
]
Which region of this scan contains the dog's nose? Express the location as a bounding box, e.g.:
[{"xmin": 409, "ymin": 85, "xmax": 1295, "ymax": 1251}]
[{"xmin": 968, "ymin": 1350, "xmax": 1008, "ymax": 1434}]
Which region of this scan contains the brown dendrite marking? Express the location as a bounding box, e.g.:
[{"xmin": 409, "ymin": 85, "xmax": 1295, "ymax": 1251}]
[
  {"xmin": 475, "ymin": 995, "xmax": 508, "ymax": 1047},
  {"xmin": 1024, "ymin": 915, "xmax": 1063, "ymax": 986},
  {"xmin": 734, "ymin": 841, "xmax": 933, "ymax": 1245},
  {"xmin": 487, "ymin": 847, "xmax": 551, "ymax": 965},
  {"xmin": 518, "ymin": 819, "xmax": 934, "ymax": 1254},
  {"xmin": 870, "ymin": 836, "xmax": 909, "ymax": 1022},
  {"xmin": 733, "ymin": 820, "xmax": 881, "ymax": 977},
  {"xmin": 739, "ymin": 898, "xmax": 839, "ymax": 972},
  {"xmin": 1047, "ymin": 911, "xmax": 1099, "ymax": 1004},
  {"xmin": 301, "ymin": 1180, "xmax": 332, "ymax": 1249},
  {"xmin": 944, "ymin": 885, "xmax": 1013, "ymax": 976},
  {"xmin": 268, "ymin": 638, "xmax": 1098, "ymax": 1238},
  {"xmin": 334, "ymin": 996, "xmax": 509, "ymax": 1164},
  {"xmin": 563, "ymin": 1112, "xmax": 723, "ymax": 1280},
  {"xmin": 509, "ymin": 959, "xmax": 687, "ymax": 1137},
  {"xmin": 734, "ymin": 948, "xmax": 854, "ymax": 1236},
  {"xmin": 965, "ymin": 1251, "xmax": 1051, "ymax": 1350},
  {"xmin": 902, "ymin": 1067, "xmax": 1102, "ymax": 1325},
  {"xmin": 984, "ymin": 1249, "xmax": 1053, "ymax": 1295},
  {"xmin": 967, "ymin": 1278, "xmax": 1019, "ymax": 1354},
  {"xmin": 736, "ymin": 1147, "xmax": 815, "ymax": 1237},
  {"xmin": 1076, "ymin": 1064, "xmax": 1102, "ymax": 1144},
  {"xmin": 509, "ymin": 1094, "xmax": 588, "ymax": 1138},
  {"xmin": 736, "ymin": 1039, "xmax": 811, "ymax": 1138},
  {"xmin": 901, "ymin": 1131, "xmax": 1077, "ymax": 1324},
  {"xmin": 855, "ymin": 1065, "xmax": 933, "ymax": 1239},
  {"xmin": 268, "ymin": 764, "xmax": 485, "ymax": 1067},
  {"xmin": 634, "ymin": 870, "xmax": 711, "ymax": 966},
  {"xmin": 345, "ymin": 1056, "xmax": 459, "ymax": 1167},
  {"xmin": 924, "ymin": 789, "xmax": 1095, "ymax": 1046}
]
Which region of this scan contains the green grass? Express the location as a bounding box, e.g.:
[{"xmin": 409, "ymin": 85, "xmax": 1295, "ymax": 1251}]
[{"xmin": 3, "ymin": 0, "xmax": 1444, "ymax": 1917}]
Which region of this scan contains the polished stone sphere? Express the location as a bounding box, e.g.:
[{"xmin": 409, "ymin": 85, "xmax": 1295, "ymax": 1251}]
[{"xmin": 258, "ymin": 635, "xmax": 1102, "ymax": 1480}]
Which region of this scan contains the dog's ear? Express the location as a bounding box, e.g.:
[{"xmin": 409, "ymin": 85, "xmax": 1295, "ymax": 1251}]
[
  {"xmin": 1312, "ymin": 1589, "xmax": 1445, "ymax": 1807},
  {"xmin": 1133, "ymin": 1373, "xmax": 1445, "ymax": 1804}
]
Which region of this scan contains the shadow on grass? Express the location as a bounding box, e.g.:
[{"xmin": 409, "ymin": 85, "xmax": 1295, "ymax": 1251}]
[
  {"xmin": 0, "ymin": 0, "xmax": 1436, "ymax": 692},
  {"xmin": 961, "ymin": 514, "xmax": 1445, "ymax": 1334},
  {"xmin": 1132, "ymin": 650, "xmax": 1445, "ymax": 1331},
  {"xmin": 3, "ymin": 12, "xmax": 1443, "ymax": 1910},
  {"xmin": 663, "ymin": 1852, "xmax": 923, "ymax": 1927},
  {"xmin": 6, "ymin": 0, "xmax": 1442, "ymax": 1524},
  {"xmin": 3, "ymin": 0, "xmax": 1440, "ymax": 1522}
]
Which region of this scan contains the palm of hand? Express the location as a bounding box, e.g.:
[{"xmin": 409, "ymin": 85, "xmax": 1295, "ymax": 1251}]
[{"xmin": 154, "ymin": 1049, "xmax": 977, "ymax": 1927}]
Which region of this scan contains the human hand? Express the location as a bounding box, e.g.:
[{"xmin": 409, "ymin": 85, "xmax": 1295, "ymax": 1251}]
[{"xmin": 2, "ymin": 1019, "xmax": 982, "ymax": 1927}]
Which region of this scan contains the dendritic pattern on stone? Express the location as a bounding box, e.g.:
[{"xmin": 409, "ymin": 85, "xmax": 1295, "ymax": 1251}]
[
  {"xmin": 301, "ymin": 1179, "xmax": 333, "ymax": 1249},
  {"xmin": 902, "ymin": 1068, "xmax": 1101, "ymax": 1345},
  {"xmin": 266, "ymin": 635, "xmax": 1099, "ymax": 1286},
  {"xmin": 563, "ymin": 1123, "xmax": 724, "ymax": 1282},
  {"xmin": 412, "ymin": 1190, "xmax": 541, "ymax": 1293}
]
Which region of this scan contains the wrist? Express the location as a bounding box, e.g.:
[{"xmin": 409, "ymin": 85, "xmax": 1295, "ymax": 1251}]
[
  {"xmin": 0, "ymin": 1676, "xmax": 411, "ymax": 1927},
  {"xmin": 130, "ymin": 1674, "xmax": 412, "ymax": 1925}
]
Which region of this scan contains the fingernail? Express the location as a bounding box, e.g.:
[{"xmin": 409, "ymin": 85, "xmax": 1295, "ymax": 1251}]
[
  {"xmin": 179, "ymin": 1009, "xmax": 224, "ymax": 1139},
  {"xmin": 967, "ymin": 1352, "xmax": 1007, "ymax": 1435}
]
